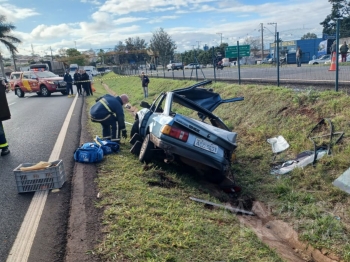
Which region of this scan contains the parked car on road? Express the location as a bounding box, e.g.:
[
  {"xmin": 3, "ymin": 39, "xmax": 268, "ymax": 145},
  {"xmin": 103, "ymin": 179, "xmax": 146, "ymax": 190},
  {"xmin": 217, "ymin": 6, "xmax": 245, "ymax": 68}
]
[
  {"xmin": 308, "ymin": 54, "xmax": 331, "ymax": 65},
  {"xmin": 184, "ymin": 63, "xmax": 202, "ymax": 69},
  {"xmin": 129, "ymin": 80, "xmax": 244, "ymax": 183},
  {"xmin": 167, "ymin": 61, "xmax": 183, "ymax": 71}
]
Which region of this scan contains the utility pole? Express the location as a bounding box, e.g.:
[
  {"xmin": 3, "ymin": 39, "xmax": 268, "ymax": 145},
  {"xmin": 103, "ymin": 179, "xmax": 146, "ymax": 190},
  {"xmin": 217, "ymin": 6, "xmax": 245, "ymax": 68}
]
[
  {"xmin": 196, "ymin": 41, "xmax": 201, "ymax": 50},
  {"xmin": 31, "ymin": 44, "xmax": 35, "ymax": 57},
  {"xmin": 260, "ymin": 23, "xmax": 264, "ymax": 60},
  {"xmin": 50, "ymin": 46, "xmax": 54, "ymax": 61},
  {"xmin": 216, "ymin": 33, "xmax": 222, "ymax": 46},
  {"xmin": 74, "ymin": 41, "xmax": 77, "ymax": 49},
  {"xmin": 268, "ymin": 22, "xmax": 277, "ymax": 59}
]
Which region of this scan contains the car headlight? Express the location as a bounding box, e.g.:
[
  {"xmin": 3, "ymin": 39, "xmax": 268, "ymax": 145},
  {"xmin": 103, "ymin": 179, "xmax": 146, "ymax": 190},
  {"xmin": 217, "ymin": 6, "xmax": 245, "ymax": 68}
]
[{"xmin": 47, "ymin": 81, "xmax": 55, "ymax": 84}]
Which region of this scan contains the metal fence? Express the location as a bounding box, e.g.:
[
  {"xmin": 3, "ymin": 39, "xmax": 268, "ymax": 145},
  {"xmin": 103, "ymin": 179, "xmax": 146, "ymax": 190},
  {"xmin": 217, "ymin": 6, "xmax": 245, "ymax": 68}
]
[{"xmin": 110, "ymin": 54, "xmax": 350, "ymax": 91}]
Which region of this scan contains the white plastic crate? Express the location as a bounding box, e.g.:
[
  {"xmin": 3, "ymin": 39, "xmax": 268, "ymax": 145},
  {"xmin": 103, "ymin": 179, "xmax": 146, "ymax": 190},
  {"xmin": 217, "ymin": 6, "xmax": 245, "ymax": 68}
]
[{"xmin": 13, "ymin": 160, "xmax": 66, "ymax": 193}]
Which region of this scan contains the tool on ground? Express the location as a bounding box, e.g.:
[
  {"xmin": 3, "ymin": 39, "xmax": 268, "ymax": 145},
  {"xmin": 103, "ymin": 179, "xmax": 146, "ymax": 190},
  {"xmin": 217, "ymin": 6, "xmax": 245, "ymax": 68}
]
[{"xmin": 189, "ymin": 197, "xmax": 255, "ymax": 216}]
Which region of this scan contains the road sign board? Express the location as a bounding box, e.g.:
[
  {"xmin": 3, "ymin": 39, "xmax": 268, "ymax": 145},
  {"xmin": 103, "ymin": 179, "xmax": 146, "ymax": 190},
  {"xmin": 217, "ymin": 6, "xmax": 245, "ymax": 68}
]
[{"xmin": 225, "ymin": 45, "xmax": 250, "ymax": 58}]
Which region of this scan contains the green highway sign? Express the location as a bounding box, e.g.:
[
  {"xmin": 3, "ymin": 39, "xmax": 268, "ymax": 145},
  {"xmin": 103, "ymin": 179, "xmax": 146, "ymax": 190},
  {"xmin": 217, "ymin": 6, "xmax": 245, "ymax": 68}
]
[{"xmin": 225, "ymin": 45, "xmax": 250, "ymax": 58}]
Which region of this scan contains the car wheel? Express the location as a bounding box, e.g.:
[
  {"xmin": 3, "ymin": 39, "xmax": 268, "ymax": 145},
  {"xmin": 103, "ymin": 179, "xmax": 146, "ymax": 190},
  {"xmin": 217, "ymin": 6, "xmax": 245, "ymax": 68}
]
[
  {"xmin": 139, "ymin": 134, "xmax": 154, "ymax": 164},
  {"xmin": 36, "ymin": 91, "xmax": 42, "ymax": 96},
  {"xmin": 130, "ymin": 119, "xmax": 140, "ymax": 138},
  {"xmin": 41, "ymin": 86, "xmax": 51, "ymax": 97},
  {"xmin": 16, "ymin": 88, "xmax": 24, "ymax": 98},
  {"xmin": 61, "ymin": 91, "xmax": 67, "ymax": 95},
  {"xmin": 313, "ymin": 62, "xmax": 318, "ymax": 65}
]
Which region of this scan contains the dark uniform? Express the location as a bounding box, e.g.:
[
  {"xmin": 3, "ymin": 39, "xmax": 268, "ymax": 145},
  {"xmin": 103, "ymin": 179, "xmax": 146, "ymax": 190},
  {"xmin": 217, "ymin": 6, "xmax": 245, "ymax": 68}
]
[
  {"xmin": 64, "ymin": 72, "xmax": 73, "ymax": 95},
  {"xmin": 0, "ymin": 78, "xmax": 10, "ymax": 156},
  {"xmin": 73, "ymin": 71, "xmax": 82, "ymax": 95},
  {"xmin": 81, "ymin": 71, "xmax": 91, "ymax": 96},
  {"xmin": 89, "ymin": 94, "xmax": 127, "ymax": 139}
]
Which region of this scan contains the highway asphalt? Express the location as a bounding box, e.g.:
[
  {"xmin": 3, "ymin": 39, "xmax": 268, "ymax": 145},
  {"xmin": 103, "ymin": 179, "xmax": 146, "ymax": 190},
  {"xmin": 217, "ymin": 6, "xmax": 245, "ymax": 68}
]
[{"xmin": 0, "ymin": 90, "xmax": 83, "ymax": 262}]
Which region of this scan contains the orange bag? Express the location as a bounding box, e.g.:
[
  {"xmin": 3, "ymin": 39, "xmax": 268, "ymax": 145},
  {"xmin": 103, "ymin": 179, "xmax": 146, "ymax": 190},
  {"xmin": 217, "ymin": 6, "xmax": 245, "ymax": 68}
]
[{"xmin": 91, "ymin": 83, "xmax": 96, "ymax": 92}]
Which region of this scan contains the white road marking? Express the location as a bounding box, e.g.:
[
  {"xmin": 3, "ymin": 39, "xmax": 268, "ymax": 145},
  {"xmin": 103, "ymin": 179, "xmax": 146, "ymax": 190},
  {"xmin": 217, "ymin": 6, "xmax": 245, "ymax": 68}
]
[
  {"xmin": 7, "ymin": 94, "xmax": 79, "ymax": 262},
  {"xmin": 8, "ymin": 103, "xmax": 15, "ymax": 106}
]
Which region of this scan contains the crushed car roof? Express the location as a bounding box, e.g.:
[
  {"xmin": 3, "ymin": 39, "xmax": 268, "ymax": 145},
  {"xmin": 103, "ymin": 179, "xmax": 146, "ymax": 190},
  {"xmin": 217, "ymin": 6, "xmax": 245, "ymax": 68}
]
[{"xmin": 172, "ymin": 80, "xmax": 244, "ymax": 112}]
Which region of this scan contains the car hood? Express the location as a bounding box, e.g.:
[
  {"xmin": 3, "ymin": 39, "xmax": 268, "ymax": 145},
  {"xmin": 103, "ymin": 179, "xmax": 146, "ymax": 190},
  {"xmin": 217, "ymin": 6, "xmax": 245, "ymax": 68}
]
[
  {"xmin": 173, "ymin": 80, "xmax": 243, "ymax": 113},
  {"xmin": 39, "ymin": 77, "xmax": 64, "ymax": 81}
]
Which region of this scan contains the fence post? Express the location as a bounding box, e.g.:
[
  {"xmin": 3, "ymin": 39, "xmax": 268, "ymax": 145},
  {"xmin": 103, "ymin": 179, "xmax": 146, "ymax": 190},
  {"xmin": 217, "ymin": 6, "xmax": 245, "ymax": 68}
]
[
  {"xmin": 237, "ymin": 41, "xmax": 241, "ymax": 85},
  {"xmin": 181, "ymin": 54, "xmax": 185, "ymax": 79},
  {"xmin": 277, "ymin": 32, "xmax": 280, "ymax": 87},
  {"xmin": 212, "ymin": 47, "xmax": 216, "ymax": 83}
]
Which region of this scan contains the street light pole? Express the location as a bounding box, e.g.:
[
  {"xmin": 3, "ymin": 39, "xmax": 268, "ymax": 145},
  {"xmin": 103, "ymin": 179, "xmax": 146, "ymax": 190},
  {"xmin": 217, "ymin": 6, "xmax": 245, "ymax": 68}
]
[
  {"xmin": 196, "ymin": 41, "xmax": 201, "ymax": 50},
  {"xmin": 216, "ymin": 33, "xmax": 222, "ymax": 46},
  {"xmin": 268, "ymin": 22, "xmax": 277, "ymax": 60}
]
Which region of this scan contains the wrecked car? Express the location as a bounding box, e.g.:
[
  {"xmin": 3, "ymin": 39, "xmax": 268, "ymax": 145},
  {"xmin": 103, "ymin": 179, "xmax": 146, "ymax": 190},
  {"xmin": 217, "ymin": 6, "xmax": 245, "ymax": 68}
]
[{"xmin": 129, "ymin": 80, "xmax": 244, "ymax": 183}]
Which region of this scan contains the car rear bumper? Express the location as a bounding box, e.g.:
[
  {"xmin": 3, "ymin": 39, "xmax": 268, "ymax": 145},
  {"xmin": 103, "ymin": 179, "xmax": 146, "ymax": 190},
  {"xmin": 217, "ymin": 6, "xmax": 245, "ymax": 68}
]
[{"xmin": 150, "ymin": 133, "xmax": 229, "ymax": 172}]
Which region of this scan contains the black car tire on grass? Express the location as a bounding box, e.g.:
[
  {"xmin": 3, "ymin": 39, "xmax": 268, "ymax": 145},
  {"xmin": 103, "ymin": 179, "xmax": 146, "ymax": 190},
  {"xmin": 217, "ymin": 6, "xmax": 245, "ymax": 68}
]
[
  {"xmin": 139, "ymin": 134, "xmax": 153, "ymax": 164},
  {"xmin": 130, "ymin": 119, "xmax": 139, "ymax": 138}
]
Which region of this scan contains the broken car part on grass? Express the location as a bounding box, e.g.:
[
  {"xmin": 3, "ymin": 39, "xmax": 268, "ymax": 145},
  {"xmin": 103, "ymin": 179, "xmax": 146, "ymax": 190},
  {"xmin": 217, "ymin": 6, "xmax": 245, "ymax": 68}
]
[{"xmin": 270, "ymin": 118, "xmax": 344, "ymax": 176}]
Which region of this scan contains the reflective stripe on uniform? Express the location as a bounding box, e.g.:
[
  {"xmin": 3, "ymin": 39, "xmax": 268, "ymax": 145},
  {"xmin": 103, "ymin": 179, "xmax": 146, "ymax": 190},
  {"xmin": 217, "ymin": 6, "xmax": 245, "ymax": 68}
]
[
  {"xmin": 0, "ymin": 142, "xmax": 8, "ymax": 148},
  {"xmin": 99, "ymin": 98, "xmax": 116, "ymax": 117}
]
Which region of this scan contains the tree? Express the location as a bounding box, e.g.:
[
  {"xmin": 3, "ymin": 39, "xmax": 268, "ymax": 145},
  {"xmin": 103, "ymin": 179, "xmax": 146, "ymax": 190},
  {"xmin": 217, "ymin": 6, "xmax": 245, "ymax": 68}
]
[
  {"xmin": 321, "ymin": 0, "xmax": 350, "ymax": 38},
  {"xmin": 301, "ymin": 32, "xmax": 318, "ymax": 40},
  {"xmin": 58, "ymin": 48, "xmax": 67, "ymax": 57},
  {"xmin": 243, "ymin": 36, "xmax": 261, "ymax": 57},
  {"xmin": 61, "ymin": 48, "xmax": 87, "ymax": 65},
  {"xmin": 0, "ymin": 15, "xmax": 22, "ymax": 75},
  {"xmin": 149, "ymin": 28, "xmax": 176, "ymax": 67}
]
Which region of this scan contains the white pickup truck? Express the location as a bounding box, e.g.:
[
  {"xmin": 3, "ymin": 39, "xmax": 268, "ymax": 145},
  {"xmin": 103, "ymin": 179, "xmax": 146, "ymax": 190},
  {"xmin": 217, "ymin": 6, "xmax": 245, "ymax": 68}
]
[{"xmin": 166, "ymin": 61, "xmax": 183, "ymax": 71}]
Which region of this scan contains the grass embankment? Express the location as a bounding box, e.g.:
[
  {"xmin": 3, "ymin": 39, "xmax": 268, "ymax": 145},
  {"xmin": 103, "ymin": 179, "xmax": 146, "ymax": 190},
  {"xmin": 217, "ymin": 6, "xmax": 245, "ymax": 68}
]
[{"xmin": 87, "ymin": 73, "xmax": 350, "ymax": 261}]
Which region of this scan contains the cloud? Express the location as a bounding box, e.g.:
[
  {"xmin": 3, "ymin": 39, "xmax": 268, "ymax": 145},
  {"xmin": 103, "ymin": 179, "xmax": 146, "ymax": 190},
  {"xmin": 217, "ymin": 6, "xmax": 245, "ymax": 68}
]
[
  {"xmin": 99, "ymin": 0, "xmax": 216, "ymax": 15},
  {"xmin": 113, "ymin": 17, "xmax": 148, "ymax": 25},
  {"xmin": 80, "ymin": 0, "xmax": 102, "ymax": 5},
  {"xmin": 147, "ymin": 15, "xmax": 179, "ymax": 24},
  {"xmin": 30, "ymin": 24, "xmax": 73, "ymax": 39},
  {"xmin": 0, "ymin": 3, "xmax": 39, "ymax": 23}
]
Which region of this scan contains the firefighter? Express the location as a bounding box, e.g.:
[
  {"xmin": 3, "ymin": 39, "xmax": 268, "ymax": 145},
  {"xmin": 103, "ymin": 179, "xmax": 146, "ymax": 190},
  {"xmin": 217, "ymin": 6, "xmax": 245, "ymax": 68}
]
[
  {"xmin": 89, "ymin": 94, "xmax": 129, "ymax": 140},
  {"xmin": 0, "ymin": 77, "xmax": 10, "ymax": 156}
]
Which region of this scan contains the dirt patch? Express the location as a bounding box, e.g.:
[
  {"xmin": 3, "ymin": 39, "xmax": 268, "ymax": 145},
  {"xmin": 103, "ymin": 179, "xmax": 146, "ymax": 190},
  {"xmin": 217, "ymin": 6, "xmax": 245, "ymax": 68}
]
[
  {"xmin": 238, "ymin": 201, "xmax": 340, "ymax": 262},
  {"xmin": 147, "ymin": 171, "xmax": 178, "ymax": 188}
]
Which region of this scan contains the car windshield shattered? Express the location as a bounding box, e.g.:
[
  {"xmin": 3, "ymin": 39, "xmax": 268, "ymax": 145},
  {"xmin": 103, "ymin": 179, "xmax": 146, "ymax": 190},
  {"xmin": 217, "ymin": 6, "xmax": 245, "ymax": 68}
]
[{"xmin": 34, "ymin": 71, "xmax": 58, "ymax": 78}]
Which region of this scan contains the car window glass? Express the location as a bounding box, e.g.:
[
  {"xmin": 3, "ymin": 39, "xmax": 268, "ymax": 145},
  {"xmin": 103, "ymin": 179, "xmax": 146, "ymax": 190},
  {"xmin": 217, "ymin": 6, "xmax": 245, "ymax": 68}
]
[{"xmin": 23, "ymin": 73, "xmax": 30, "ymax": 79}]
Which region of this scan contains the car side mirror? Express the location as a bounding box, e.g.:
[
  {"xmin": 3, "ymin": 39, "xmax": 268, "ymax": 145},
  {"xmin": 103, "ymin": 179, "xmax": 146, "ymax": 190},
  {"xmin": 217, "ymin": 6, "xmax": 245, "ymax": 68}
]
[{"xmin": 140, "ymin": 101, "xmax": 150, "ymax": 109}]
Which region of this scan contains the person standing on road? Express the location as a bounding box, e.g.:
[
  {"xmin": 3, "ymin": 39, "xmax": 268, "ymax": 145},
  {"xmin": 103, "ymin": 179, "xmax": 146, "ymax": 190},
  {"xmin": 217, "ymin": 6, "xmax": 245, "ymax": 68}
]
[
  {"xmin": 140, "ymin": 71, "xmax": 149, "ymax": 98},
  {"xmin": 340, "ymin": 41, "xmax": 349, "ymax": 62},
  {"xmin": 81, "ymin": 70, "xmax": 91, "ymax": 96},
  {"xmin": 88, "ymin": 72, "xmax": 93, "ymax": 95},
  {"xmin": 74, "ymin": 69, "xmax": 82, "ymax": 96},
  {"xmin": 89, "ymin": 94, "xmax": 129, "ymax": 140},
  {"xmin": 0, "ymin": 78, "xmax": 11, "ymax": 156},
  {"xmin": 64, "ymin": 71, "xmax": 74, "ymax": 97},
  {"xmin": 296, "ymin": 46, "xmax": 302, "ymax": 67}
]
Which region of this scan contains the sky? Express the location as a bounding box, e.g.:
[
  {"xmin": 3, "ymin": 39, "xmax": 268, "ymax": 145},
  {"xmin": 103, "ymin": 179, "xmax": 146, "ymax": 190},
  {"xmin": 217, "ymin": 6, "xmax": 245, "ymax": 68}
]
[{"xmin": 0, "ymin": 0, "xmax": 331, "ymax": 57}]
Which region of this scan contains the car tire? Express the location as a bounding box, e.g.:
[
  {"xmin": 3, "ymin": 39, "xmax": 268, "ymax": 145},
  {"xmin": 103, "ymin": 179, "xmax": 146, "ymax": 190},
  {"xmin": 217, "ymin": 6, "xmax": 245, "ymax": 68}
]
[
  {"xmin": 36, "ymin": 91, "xmax": 42, "ymax": 96},
  {"xmin": 130, "ymin": 140, "xmax": 142, "ymax": 155},
  {"xmin": 61, "ymin": 91, "xmax": 67, "ymax": 95},
  {"xmin": 41, "ymin": 86, "xmax": 51, "ymax": 97},
  {"xmin": 130, "ymin": 119, "xmax": 140, "ymax": 138},
  {"xmin": 16, "ymin": 88, "xmax": 24, "ymax": 98},
  {"xmin": 139, "ymin": 134, "xmax": 153, "ymax": 164}
]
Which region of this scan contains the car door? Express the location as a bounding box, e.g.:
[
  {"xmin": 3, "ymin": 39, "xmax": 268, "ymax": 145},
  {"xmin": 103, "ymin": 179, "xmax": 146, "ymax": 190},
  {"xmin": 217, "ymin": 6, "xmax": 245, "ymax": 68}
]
[
  {"xmin": 21, "ymin": 72, "xmax": 33, "ymax": 92},
  {"xmin": 29, "ymin": 72, "xmax": 40, "ymax": 91}
]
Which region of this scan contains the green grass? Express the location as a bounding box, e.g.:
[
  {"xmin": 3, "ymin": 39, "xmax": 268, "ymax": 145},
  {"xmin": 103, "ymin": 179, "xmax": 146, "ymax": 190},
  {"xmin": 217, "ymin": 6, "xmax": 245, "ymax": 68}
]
[{"xmin": 87, "ymin": 72, "xmax": 350, "ymax": 261}]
